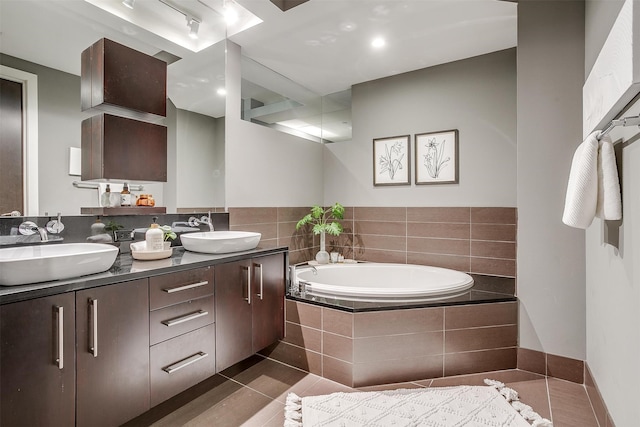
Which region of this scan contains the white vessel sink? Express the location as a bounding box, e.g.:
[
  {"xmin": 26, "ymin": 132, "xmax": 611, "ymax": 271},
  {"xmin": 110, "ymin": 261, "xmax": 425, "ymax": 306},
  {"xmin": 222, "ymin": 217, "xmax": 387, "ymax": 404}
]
[
  {"xmin": 180, "ymin": 231, "xmax": 261, "ymax": 254},
  {"xmin": 0, "ymin": 243, "xmax": 118, "ymax": 286}
]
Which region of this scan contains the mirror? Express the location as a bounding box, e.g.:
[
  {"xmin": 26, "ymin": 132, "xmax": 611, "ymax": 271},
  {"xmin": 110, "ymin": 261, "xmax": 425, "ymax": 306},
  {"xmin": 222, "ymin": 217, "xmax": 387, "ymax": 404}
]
[
  {"xmin": 241, "ymin": 55, "xmax": 352, "ymax": 143},
  {"xmin": 0, "ymin": 0, "xmax": 228, "ymax": 216}
]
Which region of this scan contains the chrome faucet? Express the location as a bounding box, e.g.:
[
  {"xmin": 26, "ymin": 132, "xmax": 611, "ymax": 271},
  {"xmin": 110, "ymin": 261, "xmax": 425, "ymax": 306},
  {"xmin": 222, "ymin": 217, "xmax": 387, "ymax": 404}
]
[
  {"xmin": 188, "ymin": 211, "xmax": 214, "ymax": 231},
  {"xmin": 18, "ymin": 221, "xmax": 49, "ymax": 242},
  {"xmin": 202, "ymin": 211, "xmax": 214, "ymax": 232}
]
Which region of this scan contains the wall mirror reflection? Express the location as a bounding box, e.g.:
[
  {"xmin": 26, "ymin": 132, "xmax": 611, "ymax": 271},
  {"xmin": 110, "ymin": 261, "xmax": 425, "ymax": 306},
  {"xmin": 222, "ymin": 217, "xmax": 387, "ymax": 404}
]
[
  {"xmin": 0, "ymin": 0, "xmax": 238, "ymax": 216},
  {"xmin": 241, "ymin": 55, "xmax": 352, "ymax": 143}
]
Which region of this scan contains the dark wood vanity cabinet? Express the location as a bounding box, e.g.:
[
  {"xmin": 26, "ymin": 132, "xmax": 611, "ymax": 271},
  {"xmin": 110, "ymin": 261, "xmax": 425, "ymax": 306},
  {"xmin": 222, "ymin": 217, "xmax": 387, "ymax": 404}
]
[
  {"xmin": 148, "ymin": 267, "xmax": 216, "ymax": 407},
  {"xmin": 0, "ymin": 250, "xmax": 286, "ymax": 426},
  {"xmin": 251, "ymin": 253, "xmax": 286, "ymax": 352},
  {"xmin": 215, "ymin": 253, "xmax": 285, "ymax": 371},
  {"xmin": 76, "ymin": 279, "xmax": 150, "ymax": 427},
  {"xmin": 0, "ymin": 293, "xmax": 76, "ymax": 427}
]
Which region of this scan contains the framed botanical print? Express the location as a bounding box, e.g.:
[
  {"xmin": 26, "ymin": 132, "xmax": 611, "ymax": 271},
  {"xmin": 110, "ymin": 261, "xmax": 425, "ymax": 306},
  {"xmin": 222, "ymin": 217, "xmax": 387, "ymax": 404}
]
[
  {"xmin": 415, "ymin": 129, "xmax": 458, "ymax": 184},
  {"xmin": 373, "ymin": 135, "xmax": 410, "ymax": 186}
]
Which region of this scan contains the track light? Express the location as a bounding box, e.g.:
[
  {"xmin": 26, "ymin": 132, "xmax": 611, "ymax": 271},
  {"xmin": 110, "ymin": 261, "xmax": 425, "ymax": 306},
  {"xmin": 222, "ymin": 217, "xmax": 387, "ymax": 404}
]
[
  {"xmin": 187, "ymin": 18, "xmax": 200, "ymax": 39},
  {"xmin": 122, "ymin": 0, "xmax": 135, "ymax": 9}
]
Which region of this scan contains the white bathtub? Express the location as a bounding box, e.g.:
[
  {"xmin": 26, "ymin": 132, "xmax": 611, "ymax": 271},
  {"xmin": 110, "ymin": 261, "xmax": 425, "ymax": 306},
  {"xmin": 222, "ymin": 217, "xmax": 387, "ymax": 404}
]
[{"xmin": 294, "ymin": 263, "xmax": 474, "ymax": 302}]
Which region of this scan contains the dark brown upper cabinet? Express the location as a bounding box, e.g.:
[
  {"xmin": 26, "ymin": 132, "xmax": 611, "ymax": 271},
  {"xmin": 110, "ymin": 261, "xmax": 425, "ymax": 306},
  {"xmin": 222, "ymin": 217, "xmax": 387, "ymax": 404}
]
[
  {"xmin": 81, "ymin": 113, "xmax": 167, "ymax": 182},
  {"xmin": 81, "ymin": 38, "xmax": 166, "ymax": 119}
]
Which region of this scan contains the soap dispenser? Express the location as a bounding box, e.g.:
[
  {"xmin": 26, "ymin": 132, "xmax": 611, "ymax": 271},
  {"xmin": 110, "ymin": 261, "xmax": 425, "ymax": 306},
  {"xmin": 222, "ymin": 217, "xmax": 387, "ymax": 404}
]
[{"xmin": 145, "ymin": 216, "xmax": 164, "ymax": 251}]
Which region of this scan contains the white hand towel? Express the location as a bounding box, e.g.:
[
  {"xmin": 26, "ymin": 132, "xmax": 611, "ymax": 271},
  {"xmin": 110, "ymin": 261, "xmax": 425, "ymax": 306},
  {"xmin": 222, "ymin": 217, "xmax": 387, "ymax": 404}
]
[
  {"xmin": 562, "ymin": 131, "xmax": 599, "ymax": 229},
  {"xmin": 596, "ymin": 135, "xmax": 622, "ymax": 220}
]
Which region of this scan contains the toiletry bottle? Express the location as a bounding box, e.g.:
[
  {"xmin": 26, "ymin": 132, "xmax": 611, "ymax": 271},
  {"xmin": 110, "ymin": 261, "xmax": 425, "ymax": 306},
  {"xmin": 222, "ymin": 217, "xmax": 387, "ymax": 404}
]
[
  {"xmin": 90, "ymin": 216, "xmax": 106, "ymax": 236},
  {"xmin": 100, "ymin": 184, "xmax": 111, "ymax": 207},
  {"xmin": 145, "ymin": 217, "xmax": 164, "ymax": 251},
  {"xmin": 120, "ymin": 182, "xmax": 132, "ymax": 206}
]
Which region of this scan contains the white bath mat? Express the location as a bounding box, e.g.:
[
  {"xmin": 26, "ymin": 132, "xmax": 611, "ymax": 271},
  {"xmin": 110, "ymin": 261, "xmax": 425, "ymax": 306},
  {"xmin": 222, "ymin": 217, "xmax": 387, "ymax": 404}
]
[{"xmin": 284, "ymin": 379, "xmax": 552, "ymax": 427}]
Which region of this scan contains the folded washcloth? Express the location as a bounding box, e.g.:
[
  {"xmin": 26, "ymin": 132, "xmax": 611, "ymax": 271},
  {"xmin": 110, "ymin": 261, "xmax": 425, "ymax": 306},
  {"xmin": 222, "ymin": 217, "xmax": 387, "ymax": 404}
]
[
  {"xmin": 563, "ymin": 131, "xmax": 599, "ymax": 229},
  {"xmin": 596, "ymin": 135, "xmax": 622, "ymax": 221}
]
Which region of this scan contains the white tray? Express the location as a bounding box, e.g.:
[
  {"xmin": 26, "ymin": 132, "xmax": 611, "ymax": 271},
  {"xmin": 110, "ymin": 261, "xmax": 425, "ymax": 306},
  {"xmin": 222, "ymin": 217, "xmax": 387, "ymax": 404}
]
[{"xmin": 131, "ymin": 248, "xmax": 172, "ymax": 260}]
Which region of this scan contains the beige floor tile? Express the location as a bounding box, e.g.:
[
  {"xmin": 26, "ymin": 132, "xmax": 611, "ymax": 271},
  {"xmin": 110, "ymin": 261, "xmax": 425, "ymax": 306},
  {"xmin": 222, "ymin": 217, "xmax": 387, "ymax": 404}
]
[
  {"xmin": 508, "ymin": 378, "xmax": 551, "ymax": 420},
  {"xmin": 181, "ymin": 387, "xmax": 281, "ymax": 427},
  {"xmin": 297, "ymin": 377, "xmax": 355, "ymax": 397},
  {"xmin": 259, "ymin": 409, "xmax": 285, "ymax": 427},
  {"xmin": 547, "ymin": 378, "xmax": 599, "ymax": 427},
  {"xmin": 137, "ymin": 375, "xmax": 244, "ymax": 427},
  {"xmin": 221, "ymin": 356, "xmax": 322, "ymax": 403}
]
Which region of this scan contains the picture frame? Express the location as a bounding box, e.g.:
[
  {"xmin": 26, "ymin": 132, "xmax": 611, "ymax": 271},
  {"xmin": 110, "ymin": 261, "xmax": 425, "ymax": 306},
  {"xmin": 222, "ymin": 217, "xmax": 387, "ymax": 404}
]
[
  {"xmin": 415, "ymin": 129, "xmax": 458, "ymax": 184},
  {"xmin": 373, "ymin": 135, "xmax": 411, "ymax": 186}
]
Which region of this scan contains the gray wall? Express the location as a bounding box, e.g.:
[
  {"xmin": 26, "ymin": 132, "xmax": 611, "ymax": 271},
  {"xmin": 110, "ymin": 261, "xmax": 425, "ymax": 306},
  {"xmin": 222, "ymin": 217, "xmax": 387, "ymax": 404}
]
[
  {"xmin": 324, "ymin": 49, "xmax": 517, "ymax": 207},
  {"xmin": 0, "ymin": 54, "xmax": 95, "ymax": 215},
  {"xmin": 516, "ymin": 1, "xmax": 586, "ymax": 360},
  {"xmin": 585, "ymin": 1, "xmax": 637, "ymax": 425},
  {"xmin": 175, "ymin": 110, "xmax": 224, "ymax": 209}
]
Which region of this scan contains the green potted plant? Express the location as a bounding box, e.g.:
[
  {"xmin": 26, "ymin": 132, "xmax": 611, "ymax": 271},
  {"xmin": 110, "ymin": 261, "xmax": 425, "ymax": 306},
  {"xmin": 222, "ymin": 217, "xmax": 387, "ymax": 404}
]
[{"xmin": 296, "ymin": 203, "xmax": 344, "ymax": 264}]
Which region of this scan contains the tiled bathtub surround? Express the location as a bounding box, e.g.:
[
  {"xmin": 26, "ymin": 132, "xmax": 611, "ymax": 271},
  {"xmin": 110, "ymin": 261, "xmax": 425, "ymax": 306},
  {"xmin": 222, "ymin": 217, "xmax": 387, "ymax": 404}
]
[
  {"xmin": 261, "ymin": 299, "xmax": 518, "ymax": 387},
  {"xmin": 228, "ymin": 206, "xmax": 517, "ymax": 278}
]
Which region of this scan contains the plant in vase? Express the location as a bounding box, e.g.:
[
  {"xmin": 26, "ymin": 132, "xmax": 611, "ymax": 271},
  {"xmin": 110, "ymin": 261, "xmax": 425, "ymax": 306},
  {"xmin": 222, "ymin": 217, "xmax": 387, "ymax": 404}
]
[{"xmin": 296, "ymin": 203, "xmax": 344, "ymax": 264}]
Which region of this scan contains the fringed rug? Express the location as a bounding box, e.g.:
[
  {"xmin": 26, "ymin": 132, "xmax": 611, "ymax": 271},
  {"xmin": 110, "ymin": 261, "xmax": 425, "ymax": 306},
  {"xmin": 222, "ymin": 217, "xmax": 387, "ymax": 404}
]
[{"xmin": 284, "ymin": 379, "xmax": 552, "ymax": 427}]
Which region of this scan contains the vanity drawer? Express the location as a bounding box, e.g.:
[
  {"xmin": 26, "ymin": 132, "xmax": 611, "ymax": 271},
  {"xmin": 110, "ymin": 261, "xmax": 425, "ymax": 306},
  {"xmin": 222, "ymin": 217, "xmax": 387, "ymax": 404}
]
[
  {"xmin": 150, "ymin": 295, "xmax": 214, "ymax": 345},
  {"xmin": 150, "ymin": 324, "xmax": 216, "ymax": 407},
  {"xmin": 149, "ymin": 267, "xmax": 213, "ymax": 310}
]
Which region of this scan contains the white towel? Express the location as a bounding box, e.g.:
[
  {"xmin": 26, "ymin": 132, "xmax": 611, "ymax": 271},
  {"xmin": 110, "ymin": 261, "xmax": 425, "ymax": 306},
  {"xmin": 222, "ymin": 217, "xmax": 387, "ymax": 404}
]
[
  {"xmin": 563, "ymin": 131, "xmax": 623, "ymax": 229},
  {"xmin": 596, "ymin": 135, "xmax": 622, "ymax": 221},
  {"xmin": 562, "ymin": 131, "xmax": 599, "ymax": 229}
]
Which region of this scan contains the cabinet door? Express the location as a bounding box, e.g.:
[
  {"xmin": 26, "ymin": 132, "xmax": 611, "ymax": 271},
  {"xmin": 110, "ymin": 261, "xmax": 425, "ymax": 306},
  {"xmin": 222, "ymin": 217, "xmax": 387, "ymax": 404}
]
[
  {"xmin": 76, "ymin": 279, "xmax": 150, "ymax": 427},
  {"xmin": 251, "ymin": 253, "xmax": 286, "ymax": 352},
  {"xmin": 214, "ymin": 259, "xmax": 252, "ymax": 372},
  {"xmin": 1, "ymin": 293, "xmax": 75, "ymax": 427}
]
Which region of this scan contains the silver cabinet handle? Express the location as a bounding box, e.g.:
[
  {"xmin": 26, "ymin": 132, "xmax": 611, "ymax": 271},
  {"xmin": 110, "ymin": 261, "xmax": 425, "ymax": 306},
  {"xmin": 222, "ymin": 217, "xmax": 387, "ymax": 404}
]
[
  {"xmin": 89, "ymin": 298, "xmax": 98, "ymax": 357},
  {"xmin": 161, "ymin": 310, "xmax": 208, "ymax": 327},
  {"xmin": 55, "ymin": 306, "xmax": 64, "ymax": 369},
  {"xmin": 254, "ymin": 263, "xmax": 264, "ymax": 300},
  {"xmin": 162, "ymin": 280, "xmax": 209, "ymax": 294},
  {"xmin": 242, "ymin": 265, "xmax": 251, "ymax": 304},
  {"xmin": 162, "ymin": 351, "xmax": 208, "ymax": 374}
]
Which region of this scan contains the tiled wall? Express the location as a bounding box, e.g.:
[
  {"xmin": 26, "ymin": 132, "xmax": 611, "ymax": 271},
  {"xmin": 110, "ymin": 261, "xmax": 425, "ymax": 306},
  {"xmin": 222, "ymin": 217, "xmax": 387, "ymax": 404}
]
[
  {"xmin": 229, "ymin": 206, "xmax": 517, "ymax": 278},
  {"xmin": 261, "ymin": 300, "xmax": 518, "ymax": 387}
]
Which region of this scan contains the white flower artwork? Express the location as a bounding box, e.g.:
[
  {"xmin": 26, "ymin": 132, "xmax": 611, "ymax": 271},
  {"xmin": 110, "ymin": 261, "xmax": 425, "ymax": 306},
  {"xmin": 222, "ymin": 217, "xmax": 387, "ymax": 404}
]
[
  {"xmin": 373, "ymin": 135, "xmax": 410, "ymax": 186},
  {"xmin": 415, "ymin": 129, "xmax": 458, "ymax": 184}
]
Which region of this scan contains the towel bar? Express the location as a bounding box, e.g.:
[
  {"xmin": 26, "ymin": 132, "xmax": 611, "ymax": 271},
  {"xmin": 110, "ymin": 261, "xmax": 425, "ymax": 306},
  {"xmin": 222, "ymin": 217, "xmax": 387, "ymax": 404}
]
[{"xmin": 597, "ymin": 114, "xmax": 640, "ymax": 141}]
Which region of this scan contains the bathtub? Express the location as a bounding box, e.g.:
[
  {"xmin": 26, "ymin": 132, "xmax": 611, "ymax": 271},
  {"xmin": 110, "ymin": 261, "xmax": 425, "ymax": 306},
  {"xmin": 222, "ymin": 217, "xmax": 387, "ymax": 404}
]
[{"xmin": 294, "ymin": 262, "xmax": 474, "ymax": 302}]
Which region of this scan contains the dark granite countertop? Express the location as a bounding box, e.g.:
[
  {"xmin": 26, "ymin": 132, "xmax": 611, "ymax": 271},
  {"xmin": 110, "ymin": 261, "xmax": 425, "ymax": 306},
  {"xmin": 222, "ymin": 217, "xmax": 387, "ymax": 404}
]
[
  {"xmin": 0, "ymin": 246, "xmax": 289, "ymax": 305},
  {"xmin": 286, "ymin": 273, "xmax": 517, "ymax": 312}
]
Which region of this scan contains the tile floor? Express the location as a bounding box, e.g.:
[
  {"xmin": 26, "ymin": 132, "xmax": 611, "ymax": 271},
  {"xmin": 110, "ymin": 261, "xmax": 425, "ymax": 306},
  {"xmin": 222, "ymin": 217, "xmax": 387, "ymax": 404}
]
[{"xmin": 124, "ymin": 354, "xmax": 600, "ymax": 427}]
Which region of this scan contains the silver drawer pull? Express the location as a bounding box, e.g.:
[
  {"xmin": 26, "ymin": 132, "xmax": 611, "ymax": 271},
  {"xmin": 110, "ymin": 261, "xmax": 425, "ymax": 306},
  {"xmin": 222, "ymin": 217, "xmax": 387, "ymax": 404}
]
[
  {"xmin": 254, "ymin": 263, "xmax": 264, "ymax": 300},
  {"xmin": 55, "ymin": 306, "xmax": 64, "ymax": 369},
  {"xmin": 162, "ymin": 352, "xmax": 208, "ymax": 374},
  {"xmin": 161, "ymin": 310, "xmax": 208, "ymax": 327},
  {"xmin": 162, "ymin": 280, "xmax": 209, "ymax": 294},
  {"xmin": 89, "ymin": 298, "xmax": 98, "ymax": 357}
]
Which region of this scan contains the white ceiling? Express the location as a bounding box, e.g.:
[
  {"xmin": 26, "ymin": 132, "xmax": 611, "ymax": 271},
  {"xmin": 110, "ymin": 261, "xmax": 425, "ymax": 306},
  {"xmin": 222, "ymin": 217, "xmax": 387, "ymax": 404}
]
[{"xmin": 0, "ymin": 0, "xmax": 517, "ymax": 116}]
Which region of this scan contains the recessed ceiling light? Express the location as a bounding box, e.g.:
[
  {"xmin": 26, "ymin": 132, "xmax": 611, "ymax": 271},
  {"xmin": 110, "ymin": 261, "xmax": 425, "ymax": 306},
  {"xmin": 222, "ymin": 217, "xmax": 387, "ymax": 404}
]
[
  {"xmin": 371, "ymin": 37, "xmax": 386, "ymax": 48},
  {"xmin": 217, "ymin": 88, "xmax": 227, "ymax": 96}
]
